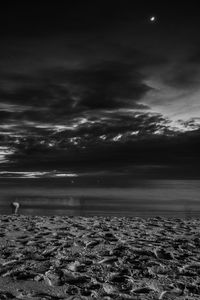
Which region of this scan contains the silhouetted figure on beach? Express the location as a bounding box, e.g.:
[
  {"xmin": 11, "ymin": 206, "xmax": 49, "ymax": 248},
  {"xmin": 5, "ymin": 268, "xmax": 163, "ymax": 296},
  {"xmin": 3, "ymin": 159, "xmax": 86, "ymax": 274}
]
[{"xmin": 11, "ymin": 202, "xmax": 20, "ymax": 215}]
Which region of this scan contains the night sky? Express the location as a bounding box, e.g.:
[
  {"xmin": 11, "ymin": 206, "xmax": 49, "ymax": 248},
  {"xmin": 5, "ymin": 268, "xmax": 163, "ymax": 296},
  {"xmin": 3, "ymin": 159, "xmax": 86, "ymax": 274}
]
[{"xmin": 0, "ymin": 2, "xmax": 200, "ymax": 179}]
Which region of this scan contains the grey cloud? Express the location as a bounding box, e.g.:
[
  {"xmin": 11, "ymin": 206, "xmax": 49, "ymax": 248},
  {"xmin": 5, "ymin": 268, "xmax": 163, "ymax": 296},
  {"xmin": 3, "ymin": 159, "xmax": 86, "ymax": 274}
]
[
  {"xmin": 165, "ymin": 64, "xmax": 200, "ymax": 89},
  {"xmin": 0, "ymin": 60, "xmax": 152, "ymax": 124}
]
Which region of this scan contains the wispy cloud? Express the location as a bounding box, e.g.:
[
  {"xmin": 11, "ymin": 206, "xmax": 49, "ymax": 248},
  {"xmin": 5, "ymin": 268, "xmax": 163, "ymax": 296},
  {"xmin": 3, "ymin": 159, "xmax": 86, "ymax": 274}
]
[
  {"xmin": 0, "ymin": 146, "xmax": 15, "ymax": 163},
  {"xmin": 0, "ymin": 171, "xmax": 78, "ymax": 178}
]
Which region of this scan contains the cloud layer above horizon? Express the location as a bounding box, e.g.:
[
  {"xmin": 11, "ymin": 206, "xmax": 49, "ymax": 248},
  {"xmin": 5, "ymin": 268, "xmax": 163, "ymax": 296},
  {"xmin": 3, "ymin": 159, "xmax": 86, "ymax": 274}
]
[{"xmin": 1, "ymin": 3, "xmax": 200, "ymax": 177}]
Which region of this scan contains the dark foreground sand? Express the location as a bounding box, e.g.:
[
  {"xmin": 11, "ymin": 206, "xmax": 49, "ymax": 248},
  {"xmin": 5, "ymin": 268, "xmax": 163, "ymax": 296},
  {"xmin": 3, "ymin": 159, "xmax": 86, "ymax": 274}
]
[{"xmin": 0, "ymin": 215, "xmax": 200, "ymax": 299}]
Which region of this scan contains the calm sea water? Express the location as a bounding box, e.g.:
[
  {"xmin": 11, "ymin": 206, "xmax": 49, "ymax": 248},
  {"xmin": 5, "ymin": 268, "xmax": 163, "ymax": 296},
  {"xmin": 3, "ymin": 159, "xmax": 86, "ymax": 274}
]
[{"xmin": 0, "ymin": 178, "xmax": 200, "ymax": 217}]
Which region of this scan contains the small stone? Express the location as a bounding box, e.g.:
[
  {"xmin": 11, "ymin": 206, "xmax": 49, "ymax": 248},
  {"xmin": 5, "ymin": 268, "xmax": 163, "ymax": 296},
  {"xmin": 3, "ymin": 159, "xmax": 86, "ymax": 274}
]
[
  {"xmin": 98, "ymin": 257, "xmax": 118, "ymax": 264},
  {"xmin": 103, "ymin": 283, "xmax": 118, "ymax": 295}
]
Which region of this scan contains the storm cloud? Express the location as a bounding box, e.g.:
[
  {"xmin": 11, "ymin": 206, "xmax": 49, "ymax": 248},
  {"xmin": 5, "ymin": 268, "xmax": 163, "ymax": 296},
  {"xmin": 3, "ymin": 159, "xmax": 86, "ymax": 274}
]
[{"xmin": 1, "ymin": 2, "xmax": 200, "ymax": 178}]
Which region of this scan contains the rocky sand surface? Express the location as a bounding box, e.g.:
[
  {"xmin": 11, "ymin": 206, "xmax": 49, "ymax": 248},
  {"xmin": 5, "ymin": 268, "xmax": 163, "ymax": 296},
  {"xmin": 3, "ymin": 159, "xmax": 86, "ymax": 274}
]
[{"xmin": 0, "ymin": 215, "xmax": 200, "ymax": 299}]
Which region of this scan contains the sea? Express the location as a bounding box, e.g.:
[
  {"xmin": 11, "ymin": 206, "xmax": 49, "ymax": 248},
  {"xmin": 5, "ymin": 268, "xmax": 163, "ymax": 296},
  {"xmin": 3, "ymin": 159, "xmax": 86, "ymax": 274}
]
[{"xmin": 0, "ymin": 177, "xmax": 200, "ymax": 218}]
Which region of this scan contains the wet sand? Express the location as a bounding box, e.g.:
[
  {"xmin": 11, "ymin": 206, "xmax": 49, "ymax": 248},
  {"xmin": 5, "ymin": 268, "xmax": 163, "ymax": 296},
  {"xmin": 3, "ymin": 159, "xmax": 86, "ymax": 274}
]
[{"xmin": 0, "ymin": 215, "xmax": 200, "ymax": 299}]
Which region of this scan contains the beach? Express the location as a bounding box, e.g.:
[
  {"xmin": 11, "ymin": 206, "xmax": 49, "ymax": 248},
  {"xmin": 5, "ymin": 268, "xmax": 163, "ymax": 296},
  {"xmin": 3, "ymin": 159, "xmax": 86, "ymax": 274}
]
[{"xmin": 0, "ymin": 215, "xmax": 200, "ymax": 299}]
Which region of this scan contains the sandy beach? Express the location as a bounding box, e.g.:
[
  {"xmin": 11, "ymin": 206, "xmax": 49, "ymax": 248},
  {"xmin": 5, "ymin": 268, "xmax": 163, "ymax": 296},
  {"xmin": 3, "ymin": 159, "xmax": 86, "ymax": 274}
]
[{"xmin": 0, "ymin": 215, "xmax": 199, "ymax": 299}]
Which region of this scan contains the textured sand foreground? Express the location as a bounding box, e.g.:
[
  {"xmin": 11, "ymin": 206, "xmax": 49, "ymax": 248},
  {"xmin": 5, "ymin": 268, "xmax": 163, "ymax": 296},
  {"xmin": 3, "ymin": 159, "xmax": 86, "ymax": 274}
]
[{"xmin": 0, "ymin": 216, "xmax": 200, "ymax": 299}]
